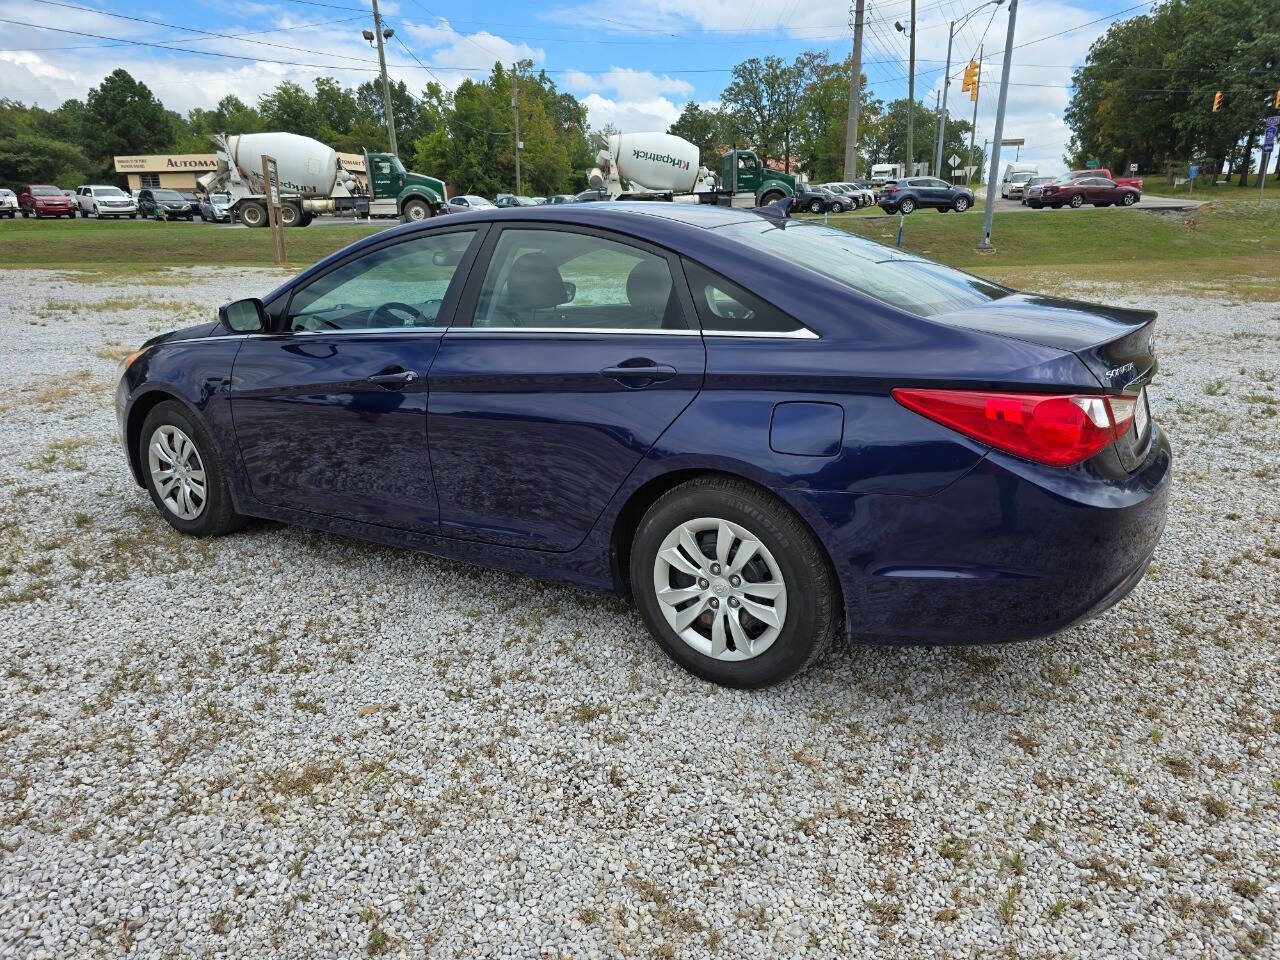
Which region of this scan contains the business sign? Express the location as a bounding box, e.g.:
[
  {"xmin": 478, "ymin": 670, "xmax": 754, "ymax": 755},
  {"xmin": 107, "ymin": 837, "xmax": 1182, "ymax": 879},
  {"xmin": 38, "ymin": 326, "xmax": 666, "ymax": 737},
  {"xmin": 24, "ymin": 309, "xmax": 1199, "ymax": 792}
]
[{"xmin": 113, "ymin": 154, "xmax": 218, "ymax": 173}]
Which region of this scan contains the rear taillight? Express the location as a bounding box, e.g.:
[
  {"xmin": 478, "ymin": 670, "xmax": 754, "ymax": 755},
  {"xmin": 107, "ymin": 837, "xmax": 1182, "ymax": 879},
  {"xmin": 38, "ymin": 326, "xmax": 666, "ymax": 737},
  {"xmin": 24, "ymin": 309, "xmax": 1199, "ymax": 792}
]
[
  {"xmin": 883, "ymin": 184, "xmax": 898, "ymax": 193},
  {"xmin": 892, "ymin": 388, "xmax": 1136, "ymax": 467}
]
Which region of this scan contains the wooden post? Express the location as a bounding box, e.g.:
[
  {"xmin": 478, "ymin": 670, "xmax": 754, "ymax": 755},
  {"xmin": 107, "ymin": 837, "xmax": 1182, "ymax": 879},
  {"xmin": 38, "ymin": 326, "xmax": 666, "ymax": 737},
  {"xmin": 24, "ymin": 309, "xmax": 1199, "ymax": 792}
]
[{"xmin": 261, "ymin": 154, "xmax": 286, "ymax": 265}]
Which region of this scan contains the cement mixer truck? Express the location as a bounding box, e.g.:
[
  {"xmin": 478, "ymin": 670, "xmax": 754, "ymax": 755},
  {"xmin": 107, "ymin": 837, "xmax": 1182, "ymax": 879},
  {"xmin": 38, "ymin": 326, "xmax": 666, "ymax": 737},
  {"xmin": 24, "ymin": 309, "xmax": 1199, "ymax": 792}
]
[
  {"xmin": 197, "ymin": 132, "xmax": 447, "ymax": 227},
  {"xmin": 587, "ymin": 132, "xmax": 796, "ymax": 206}
]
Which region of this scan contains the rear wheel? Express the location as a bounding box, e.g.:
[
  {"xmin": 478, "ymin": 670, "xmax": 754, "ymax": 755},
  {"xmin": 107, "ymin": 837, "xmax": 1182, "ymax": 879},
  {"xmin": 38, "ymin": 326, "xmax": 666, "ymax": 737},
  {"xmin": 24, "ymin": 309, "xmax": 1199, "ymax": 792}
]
[
  {"xmin": 807, "ymin": 198, "xmax": 824, "ymax": 214},
  {"xmin": 279, "ymin": 202, "xmax": 302, "ymax": 227},
  {"xmin": 139, "ymin": 401, "xmax": 244, "ymax": 538},
  {"xmin": 898, "ymin": 197, "xmax": 916, "ymax": 214},
  {"xmin": 239, "ymin": 201, "xmax": 267, "ymax": 227},
  {"xmin": 630, "ymin": 477, "xmax": 840, "ymax": 688}
]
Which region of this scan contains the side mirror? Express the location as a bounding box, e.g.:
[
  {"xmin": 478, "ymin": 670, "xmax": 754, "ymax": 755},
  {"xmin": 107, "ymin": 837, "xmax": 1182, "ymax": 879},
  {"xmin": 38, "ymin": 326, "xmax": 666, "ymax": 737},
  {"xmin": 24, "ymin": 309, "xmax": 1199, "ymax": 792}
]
[
  {"xmin": 561, "ymin": 281, "xmax": 576, "ymax": 304},
  {"xmin": 220, "ymin": 297, "xmax": 265, "ymax": 333}
]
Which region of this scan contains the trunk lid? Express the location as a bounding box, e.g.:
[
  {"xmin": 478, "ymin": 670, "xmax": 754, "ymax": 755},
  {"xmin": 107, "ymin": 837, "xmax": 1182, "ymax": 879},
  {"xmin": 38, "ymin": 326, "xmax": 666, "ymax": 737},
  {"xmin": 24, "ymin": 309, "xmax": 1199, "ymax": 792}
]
[{"xmin": 930, "ymin": 292, "xmax": 1158, "ymax": 469}]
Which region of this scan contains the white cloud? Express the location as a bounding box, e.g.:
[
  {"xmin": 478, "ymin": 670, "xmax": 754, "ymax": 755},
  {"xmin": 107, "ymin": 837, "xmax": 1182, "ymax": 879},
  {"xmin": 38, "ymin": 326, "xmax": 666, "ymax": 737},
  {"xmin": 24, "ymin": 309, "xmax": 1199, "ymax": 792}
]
[
  {"xmin": 578, "ymin": 93, "xmax": 683, "ymax": 132},
  {"xmin": 561, "ymin": 68, "xmax": 692, "ymax": 131}
]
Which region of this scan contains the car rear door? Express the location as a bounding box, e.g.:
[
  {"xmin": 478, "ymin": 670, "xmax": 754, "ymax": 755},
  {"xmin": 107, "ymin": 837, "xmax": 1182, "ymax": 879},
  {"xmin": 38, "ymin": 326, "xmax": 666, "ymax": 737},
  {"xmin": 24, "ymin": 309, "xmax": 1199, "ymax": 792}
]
[
  {"xmin": 229, "ymin": 226, "xmax": 484, "ymax": 532},
  {"xmin": 427, "ymin": 222, "xmax": 706, "ymax": 551}
]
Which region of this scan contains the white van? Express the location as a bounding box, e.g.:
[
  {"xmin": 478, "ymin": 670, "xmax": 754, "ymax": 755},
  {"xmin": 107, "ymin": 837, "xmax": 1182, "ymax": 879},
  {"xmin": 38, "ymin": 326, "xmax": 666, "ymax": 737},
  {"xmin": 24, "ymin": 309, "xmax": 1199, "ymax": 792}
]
[{"xmin": 999, "ymin": 164, "xmax": 1038, "ymax": 198}]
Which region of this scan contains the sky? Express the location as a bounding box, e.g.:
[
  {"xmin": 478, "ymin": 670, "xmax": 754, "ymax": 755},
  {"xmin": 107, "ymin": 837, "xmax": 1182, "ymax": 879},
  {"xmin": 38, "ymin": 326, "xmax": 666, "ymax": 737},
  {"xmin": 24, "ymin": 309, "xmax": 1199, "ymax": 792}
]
[{"xmin": 0, "ymin": 0, "xmax": 1157, "ymax": 175}]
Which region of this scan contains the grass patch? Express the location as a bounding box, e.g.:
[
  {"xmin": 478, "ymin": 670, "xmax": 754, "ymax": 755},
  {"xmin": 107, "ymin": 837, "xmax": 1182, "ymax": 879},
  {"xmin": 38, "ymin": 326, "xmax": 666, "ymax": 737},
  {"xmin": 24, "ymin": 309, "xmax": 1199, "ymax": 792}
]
[
  {"xmin": 829, "ymin": 200, "xmax": 1280, "ymax": 298},
  {"xmin": 0, "ymin": 217, "xmax": 384, "ymax": 271}
]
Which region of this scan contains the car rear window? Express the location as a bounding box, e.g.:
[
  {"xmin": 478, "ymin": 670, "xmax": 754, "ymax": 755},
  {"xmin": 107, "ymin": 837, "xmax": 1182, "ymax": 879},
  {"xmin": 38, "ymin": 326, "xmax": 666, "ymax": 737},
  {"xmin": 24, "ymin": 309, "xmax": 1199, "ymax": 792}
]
[{"xmin": 716, "ymin": 220, "xmax": 1009, "ymax": 318}]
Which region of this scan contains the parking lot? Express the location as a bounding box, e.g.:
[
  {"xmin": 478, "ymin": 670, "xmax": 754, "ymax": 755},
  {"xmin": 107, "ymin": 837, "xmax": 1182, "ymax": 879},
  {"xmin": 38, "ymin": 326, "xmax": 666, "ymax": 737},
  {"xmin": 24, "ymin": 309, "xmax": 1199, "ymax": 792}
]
[{"xmin": 1, "ymin": 266, "xmax": 1276, "ymax": 958}]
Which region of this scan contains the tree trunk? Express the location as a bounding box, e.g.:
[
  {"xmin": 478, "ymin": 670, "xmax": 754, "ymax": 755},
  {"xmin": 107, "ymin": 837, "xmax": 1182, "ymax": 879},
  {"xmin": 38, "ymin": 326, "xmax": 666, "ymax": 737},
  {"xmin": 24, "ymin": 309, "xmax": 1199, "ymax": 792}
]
[{"xmin": 1237, "ymin": 131, "xmax": 1256, "ymax": 187}]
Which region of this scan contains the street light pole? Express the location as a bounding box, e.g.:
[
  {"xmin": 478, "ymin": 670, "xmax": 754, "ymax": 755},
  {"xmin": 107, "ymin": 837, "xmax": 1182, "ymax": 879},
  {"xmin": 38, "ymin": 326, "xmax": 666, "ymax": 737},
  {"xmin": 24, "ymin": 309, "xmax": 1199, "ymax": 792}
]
[
  {"xmin": 939, "ymin": 2, "xmax": 1003, "ymax": 182},
  {"xmin": 978, "ymin": 0, "xmax": 1017, "ymax": 250},
  {"xmin": 907, "ymin": 0, "xmax": 916, "ymax": 173},
  {"xmin": 511, "ymin": 63, "xmax": 522, "ymax": 195}
]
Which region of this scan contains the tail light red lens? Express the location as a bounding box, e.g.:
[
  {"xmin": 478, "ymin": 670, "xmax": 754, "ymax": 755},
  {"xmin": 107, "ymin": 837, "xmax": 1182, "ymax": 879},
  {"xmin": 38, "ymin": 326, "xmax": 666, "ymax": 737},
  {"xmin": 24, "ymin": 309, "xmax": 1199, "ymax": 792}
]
[
  {"xmin": 883, "ymin": 185, "xmax": 898, "ymax": 193},
  {"xmin": 892, "ymin": 388, "xmax": 1136, "ymax": 467}
]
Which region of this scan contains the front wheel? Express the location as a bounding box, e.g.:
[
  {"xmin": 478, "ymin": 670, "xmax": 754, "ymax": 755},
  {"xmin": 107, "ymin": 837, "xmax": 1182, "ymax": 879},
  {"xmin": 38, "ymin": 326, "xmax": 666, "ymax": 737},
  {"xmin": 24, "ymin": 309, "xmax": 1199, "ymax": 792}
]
[
  {"xmin": 898, "ymin": 197, "xmax": 916, "ymax": 214},
  {"xmin": 401, "ymin": 198, "xmax": 431, "ymax": 222},
  {"xmin": 953, "ymin": 196, "xmax": 970, "ymax": 212},
  {"xmin": 630, "ymin": 477, "xmax": 840, "ymax": 688},
  {"xmin": 139, "ymin": 401, "xmax": 244, "ymax": 537},
  {"xmin": 1069, "ymin": 194, "xmax": 1084, "ymax": 208},
  {"xmin": 1122, "ymin": 193, "xmax": 1137, "ymax": 206}
]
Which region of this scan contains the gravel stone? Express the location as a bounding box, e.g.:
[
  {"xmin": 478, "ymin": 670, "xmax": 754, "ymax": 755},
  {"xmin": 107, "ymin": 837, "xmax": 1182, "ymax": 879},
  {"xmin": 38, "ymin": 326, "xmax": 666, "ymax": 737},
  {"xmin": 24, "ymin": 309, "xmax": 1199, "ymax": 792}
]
[{"xmin": 0, "ymin": 268, "xmax": 1277, "ymax": 959}]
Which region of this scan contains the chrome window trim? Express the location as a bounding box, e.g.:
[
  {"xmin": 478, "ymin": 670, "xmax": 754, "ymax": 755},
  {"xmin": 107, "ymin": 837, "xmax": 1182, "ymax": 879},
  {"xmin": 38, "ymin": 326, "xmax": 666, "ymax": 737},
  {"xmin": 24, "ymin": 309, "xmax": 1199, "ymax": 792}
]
[{"xmin": 152, "ymin": 325, "xmax": 819, "ymax": 343}]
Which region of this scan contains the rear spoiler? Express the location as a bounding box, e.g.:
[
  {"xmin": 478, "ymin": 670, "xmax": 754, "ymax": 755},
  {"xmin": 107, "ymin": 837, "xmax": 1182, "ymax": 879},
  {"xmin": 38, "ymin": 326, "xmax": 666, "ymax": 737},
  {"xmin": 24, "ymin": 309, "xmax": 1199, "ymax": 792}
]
[{"xmin": 753, "ymin": 196, "xmax": 793, "ymax": 224}]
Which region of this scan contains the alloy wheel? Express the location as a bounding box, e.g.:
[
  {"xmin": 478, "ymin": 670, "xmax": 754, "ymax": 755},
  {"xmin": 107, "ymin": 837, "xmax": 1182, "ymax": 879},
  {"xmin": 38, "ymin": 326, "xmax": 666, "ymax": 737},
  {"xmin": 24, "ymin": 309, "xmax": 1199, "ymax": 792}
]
[
  {"xmin": 652, "ymin": 517, "xmax": 788, "ymax": 661},
  {"xmin": 147, "ymin": 425, "xmax": 207, "ymax": 521}
]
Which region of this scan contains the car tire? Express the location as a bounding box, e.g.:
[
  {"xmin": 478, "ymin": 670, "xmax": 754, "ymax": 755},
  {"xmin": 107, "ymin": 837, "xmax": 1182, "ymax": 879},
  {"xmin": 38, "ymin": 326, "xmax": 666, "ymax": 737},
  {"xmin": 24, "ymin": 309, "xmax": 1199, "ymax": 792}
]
[
  {"xmin": 807, "ymin": 198, "xmax": 824, "ymax": 214},
  {"xmin": 1122, "ymin": 193, "xmax": 1137, "ymax": 206},
  {"xmin": 1069, "ymin": 194, "xmax": 1084, "ymax": 208},
  {"xmin": 953, "ymin": 196, "xmax": 970, "ymax": 212},
  {"xmin": 630, "ymin": 476, "xmax": 840, "ymax": 689},
  {"xmin": 898, "ymin": 197, "xmax": 916, "ymax": 214},
  {"xmin": 139, "ymin": 401, "xmax": 245, "ymax": 538}
]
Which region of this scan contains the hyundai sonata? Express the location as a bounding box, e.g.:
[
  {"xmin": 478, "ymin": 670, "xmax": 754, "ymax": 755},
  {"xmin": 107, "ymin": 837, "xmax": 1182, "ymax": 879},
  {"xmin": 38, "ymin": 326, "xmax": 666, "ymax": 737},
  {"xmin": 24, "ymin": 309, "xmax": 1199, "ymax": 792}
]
[{"xmin": 115, "ymin": 203, "xmax": 1170, "ymax": 688}]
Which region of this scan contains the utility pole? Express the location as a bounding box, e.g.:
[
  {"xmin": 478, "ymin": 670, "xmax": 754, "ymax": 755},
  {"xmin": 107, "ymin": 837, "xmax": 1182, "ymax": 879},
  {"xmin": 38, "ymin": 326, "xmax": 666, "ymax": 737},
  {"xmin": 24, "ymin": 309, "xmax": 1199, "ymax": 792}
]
[
  {"xmin": 369, "ymin": 0, "xmax": 397, "ymax": 156},
  {"xmin": 511, "ymin": 63, "xmax": 522, "ymax": 194},
  {"xmin": 907, "ymin": 0, "xmax": 916, "ymax": 173},
  {"xmin": 843, "ymin": 0, "xmax": 866, "ymax": 180},
  {"xmin": 968, "ymin": 44, "xmax": 982, "ymax": 185},
  {"xmin": 978, "ymin": 0, "xmax": 1017, "ymax": 250},
  {"xmin": 934, "ymin": 20, "xmax": 955, "ymax": 179}
]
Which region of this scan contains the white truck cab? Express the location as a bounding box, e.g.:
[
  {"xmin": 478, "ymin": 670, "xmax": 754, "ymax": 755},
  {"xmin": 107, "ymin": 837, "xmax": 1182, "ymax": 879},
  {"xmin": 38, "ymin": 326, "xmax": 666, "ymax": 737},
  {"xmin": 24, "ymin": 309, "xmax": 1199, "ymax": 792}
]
[
  {"xmin": 870, "ymin": 163, "xmax": 905, "ymax": 186},
  {"xmin": 999, "ymin": 164, "xmax": 1039, "ymax": 198}
]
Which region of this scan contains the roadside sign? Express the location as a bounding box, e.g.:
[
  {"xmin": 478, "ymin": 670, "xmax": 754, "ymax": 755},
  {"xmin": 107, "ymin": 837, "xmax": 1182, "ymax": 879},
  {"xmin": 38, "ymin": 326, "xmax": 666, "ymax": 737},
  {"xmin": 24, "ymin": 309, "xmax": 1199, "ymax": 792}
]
[
  {"xmin": 1264, "ymin": 125, "xmax": 1276, "ymax": 155},
  {"xmin": 1000, "ymin": 138, "xmax": 1024, "ymax": 147},
  {"xmin": 261, "ymin": 155, "xmax": 286, "ymax": 265},
  {"xmin": 1266, "ymin": 115, "xmax": 1280, "ymax": 127},
  {"xmin": 1188, "ymin": 164, "xmax": 1199, "ymax": 178},
  {"xmin": 1128, "ymin": 162, "xmax": 1138, "ymax": 173},
  {"xmin": 948, "ymin": 153, "xmax": 961, "ymax": 168}
]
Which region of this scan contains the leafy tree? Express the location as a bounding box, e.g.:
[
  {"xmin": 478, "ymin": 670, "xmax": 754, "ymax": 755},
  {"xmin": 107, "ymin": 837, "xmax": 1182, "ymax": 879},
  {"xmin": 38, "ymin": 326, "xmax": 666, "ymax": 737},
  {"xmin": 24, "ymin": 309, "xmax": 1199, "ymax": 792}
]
[
  {"xmin": 864, "ymin": 98, "xmax": 980, "ymax": 178},
  {"xmin": 667, "ymin": 103, "xmax": 728, "ymax": 160},
  {"xmin": 721, "ymin": 55, "xmax": 809, "ymax": 168},
  {"xmin": 792, "ymin": 51, "xmax": 882, "ymax": 182},
  {"xmin": 258, "ymin": 81, "xmax": 321, "ymax": 138},
  {"xmin": 0, "ymin": 134, "xmax": 94, "ymax": 188},
  {"xmin": 83, "ymin": 69, "xmax": 172, "ymax": 161}
]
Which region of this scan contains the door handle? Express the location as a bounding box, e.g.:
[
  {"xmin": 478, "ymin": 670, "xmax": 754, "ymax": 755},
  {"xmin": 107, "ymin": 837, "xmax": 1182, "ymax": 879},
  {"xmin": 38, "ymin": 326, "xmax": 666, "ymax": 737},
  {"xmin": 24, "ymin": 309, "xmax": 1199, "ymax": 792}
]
[
  {"xmin": 367, "ymin": 369, "xmax": 419, "ymax": 388},
  {"xmin": 601, "ymin": 360, "xmax": 676, "ymax": 387}
]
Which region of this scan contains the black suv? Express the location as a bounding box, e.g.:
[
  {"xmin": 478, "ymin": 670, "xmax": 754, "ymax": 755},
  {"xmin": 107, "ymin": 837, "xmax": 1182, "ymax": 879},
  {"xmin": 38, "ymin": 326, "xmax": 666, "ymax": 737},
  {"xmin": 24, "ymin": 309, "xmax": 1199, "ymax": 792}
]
[
  {"xmin": 878, "ymin": 177, "xmax": 974, "ymax": 214},
  {"xmin": 791, "ymin": 184, "xmax": 840, "ymax": 214}
]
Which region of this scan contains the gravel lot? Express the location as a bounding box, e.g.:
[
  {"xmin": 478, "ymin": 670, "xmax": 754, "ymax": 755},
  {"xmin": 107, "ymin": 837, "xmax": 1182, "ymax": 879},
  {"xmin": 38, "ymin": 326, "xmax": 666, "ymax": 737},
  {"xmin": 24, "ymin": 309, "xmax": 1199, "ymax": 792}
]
[{"xmin": 1, "ymin": 268, "xmax": 1277, "ymax": 959}]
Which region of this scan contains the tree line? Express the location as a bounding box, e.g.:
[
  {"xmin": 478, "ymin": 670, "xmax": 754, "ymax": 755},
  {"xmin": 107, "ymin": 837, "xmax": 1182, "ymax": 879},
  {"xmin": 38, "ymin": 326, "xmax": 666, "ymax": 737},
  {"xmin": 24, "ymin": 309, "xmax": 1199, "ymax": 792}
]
[
  {"xmin": 669, "ymin": 51, "xmax": 985, "ymax": 183},
  {"xmin": 1065, "ymin": 0, "xmax": 1279, "ymax": 182},
  {"xmin": 1, "ymin": 52, "xmax": 985, "ymax": 194}
]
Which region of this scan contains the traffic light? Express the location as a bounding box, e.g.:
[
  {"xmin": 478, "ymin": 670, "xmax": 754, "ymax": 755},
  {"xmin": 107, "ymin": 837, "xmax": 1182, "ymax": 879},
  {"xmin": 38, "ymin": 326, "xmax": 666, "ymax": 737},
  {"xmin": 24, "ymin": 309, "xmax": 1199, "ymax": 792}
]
[
  {"xmin": 1212, "ymin": 91, "xmax": 1222, "ymax": 112},
  {"xmin": 1274, "ymin": 88, "xmax": 1280, "ymax": 109},
  {"xmin": 961, "ymin": 60, "xmax": 980, "ymax": 101}
]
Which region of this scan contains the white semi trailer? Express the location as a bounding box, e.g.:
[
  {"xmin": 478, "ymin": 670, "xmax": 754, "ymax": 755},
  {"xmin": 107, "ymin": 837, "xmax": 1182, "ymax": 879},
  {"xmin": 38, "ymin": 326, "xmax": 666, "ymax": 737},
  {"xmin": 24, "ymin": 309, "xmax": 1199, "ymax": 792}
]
[{"xmin": 197, "ymin": 132, "xmax": 447, "ymax": 227}]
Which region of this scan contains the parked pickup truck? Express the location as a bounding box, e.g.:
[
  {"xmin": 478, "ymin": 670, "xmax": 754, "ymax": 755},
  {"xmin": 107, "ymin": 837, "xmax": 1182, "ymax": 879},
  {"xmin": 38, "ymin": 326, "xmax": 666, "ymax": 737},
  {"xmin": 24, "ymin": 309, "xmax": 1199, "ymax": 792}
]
[{"xmin": 1071, "ymin": 168, "xmax": 1143, "ymax": 191}]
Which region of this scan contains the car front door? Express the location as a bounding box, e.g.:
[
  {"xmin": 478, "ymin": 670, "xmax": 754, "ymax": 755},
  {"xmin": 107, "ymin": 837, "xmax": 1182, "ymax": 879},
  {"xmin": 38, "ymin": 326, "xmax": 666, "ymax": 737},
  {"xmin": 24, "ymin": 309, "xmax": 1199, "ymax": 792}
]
[
  {"xmin": 427, "ymin": 224, "xmax": 706, "ymax": 551},
  {"xmin": 229, "ymin": 226, "xmax": 483, "ymax": 532}
]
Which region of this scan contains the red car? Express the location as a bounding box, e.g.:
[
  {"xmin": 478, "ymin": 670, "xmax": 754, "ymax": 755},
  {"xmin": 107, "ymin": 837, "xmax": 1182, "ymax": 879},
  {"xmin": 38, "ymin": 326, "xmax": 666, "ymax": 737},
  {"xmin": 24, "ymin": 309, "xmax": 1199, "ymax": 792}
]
[
  {"xmin": 18, "ymin": 184, "xmax": 75, "ymax": 218},
  {"xmin": 1071, "ymin": 167, "xmax": 1144, "ymax": 191},
  {"xmin": 1030, "ymin": 175, "xmax": 1141, "ymax": 209}
]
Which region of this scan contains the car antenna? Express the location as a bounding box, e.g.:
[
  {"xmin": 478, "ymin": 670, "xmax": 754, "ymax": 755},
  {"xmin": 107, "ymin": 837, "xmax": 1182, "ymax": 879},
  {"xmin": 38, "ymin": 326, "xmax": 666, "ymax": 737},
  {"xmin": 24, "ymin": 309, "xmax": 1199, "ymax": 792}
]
[{"xmin": 752, "ymin": 196, "xmax": 793, "ymax": 225}]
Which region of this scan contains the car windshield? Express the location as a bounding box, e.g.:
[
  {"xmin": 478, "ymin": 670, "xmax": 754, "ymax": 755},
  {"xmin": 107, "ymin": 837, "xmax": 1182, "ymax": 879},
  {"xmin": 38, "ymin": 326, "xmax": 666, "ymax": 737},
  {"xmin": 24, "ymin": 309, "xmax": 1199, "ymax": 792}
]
[
  {"xmin": 211, "ymin": 193, "xmax": 230, "ymax": 203},
  {"xmin": 1010, "ymin": 173, "xmax": 1033, "ymax": 183},
  {"xmin": 94, "ymin": 187, "xmax": 127, "ymax": 197},
  {"xmin": 153, "ymin": 190, "xmax": 185, "ymax": 200},
  {"xmin": 717, "ymin": 219, "xmax": 1008, "ymax": 318},
  {"xmin": 462, "ymin": 196, "xmax": 492, "ymax": 206},
  {"xmin": 31, "ymin": 187, "xmax": 62, "ymax": 197}
]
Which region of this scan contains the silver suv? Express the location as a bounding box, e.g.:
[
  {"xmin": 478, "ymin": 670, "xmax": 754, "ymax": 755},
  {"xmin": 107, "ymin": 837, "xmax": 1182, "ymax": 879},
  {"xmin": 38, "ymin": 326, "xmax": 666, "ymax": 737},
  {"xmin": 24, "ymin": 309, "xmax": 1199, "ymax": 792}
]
[{"xmin": 75, "ymin": 185, "xmax": 138, "ymax": 219}]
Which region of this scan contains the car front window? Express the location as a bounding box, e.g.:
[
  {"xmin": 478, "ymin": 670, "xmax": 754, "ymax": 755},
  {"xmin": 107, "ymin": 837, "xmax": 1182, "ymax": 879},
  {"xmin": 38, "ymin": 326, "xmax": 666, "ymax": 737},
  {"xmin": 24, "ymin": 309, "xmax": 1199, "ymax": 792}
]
[
  {"xmin": 716, "ymin": 220, "xmax": 1008, "ymax": 318},
  {"xmin": 286, "ymin": 230, "xmax": 477, "ymax": 332}
]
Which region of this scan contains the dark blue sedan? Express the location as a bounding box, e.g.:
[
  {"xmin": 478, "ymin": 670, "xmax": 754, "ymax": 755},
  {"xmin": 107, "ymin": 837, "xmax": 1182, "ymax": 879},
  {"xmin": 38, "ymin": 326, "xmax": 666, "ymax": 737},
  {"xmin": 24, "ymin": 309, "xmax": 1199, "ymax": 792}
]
[{"xmin": 115, "ymin": 203, "xmax": 1170, "ymax": 688}]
